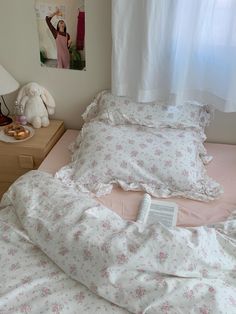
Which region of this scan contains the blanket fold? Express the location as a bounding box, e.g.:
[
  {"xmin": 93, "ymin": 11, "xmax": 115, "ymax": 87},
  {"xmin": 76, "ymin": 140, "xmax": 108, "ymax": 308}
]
[{"xmin": 2, "ymin": 170, "xmax": 236, "ymax": 314}]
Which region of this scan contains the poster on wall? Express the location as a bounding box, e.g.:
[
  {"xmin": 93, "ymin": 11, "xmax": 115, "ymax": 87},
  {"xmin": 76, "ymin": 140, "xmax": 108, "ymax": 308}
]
[{"xmin": 35, "ymin": 0, "xmax": 86, "ymax": 71}]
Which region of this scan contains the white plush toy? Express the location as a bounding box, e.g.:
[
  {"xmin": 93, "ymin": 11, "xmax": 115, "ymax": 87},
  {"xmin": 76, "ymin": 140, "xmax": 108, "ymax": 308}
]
[{"xmin": 16, "ymin": 82, "xmax": 56, "ymax": 128}]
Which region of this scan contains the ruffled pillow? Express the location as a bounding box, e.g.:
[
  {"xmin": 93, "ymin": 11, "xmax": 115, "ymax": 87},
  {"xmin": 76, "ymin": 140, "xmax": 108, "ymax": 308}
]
[
  {"xmin": 83, "ymin": 91, "xmax": 212, "ymax": 135},
  {"xmin": 56, "ymin": 121, "xmax": 222, "ymax": 201}
]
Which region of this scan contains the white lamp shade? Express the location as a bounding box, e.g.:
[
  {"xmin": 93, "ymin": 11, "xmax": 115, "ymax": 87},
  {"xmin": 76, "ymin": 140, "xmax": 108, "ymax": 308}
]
[{"xmin": 0, "ymin": 64, "xmax": 19, "ymax": 95}]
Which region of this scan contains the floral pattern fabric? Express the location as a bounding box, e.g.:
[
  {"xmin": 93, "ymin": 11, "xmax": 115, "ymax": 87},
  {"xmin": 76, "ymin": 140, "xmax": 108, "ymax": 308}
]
[
  {"xmin": 56, "ymin": 121, "xmax": 222, "ymax": 200},
  {"xmin": 82, "ymin": 90, "xmax": 211, "ymax": 135},
  {"xmin": 0, "ymin": 190, "xmax": 128, "ymax": 314},
  {"xmin": 2, "ymin": 171, "xmax": 236, "ymax": 314}
]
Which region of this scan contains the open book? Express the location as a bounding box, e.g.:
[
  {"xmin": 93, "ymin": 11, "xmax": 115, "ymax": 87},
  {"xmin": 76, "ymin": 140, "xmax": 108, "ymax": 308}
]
[{"xmin": 137, "ymin": 194, "xmax": 178, "ymax": 228}]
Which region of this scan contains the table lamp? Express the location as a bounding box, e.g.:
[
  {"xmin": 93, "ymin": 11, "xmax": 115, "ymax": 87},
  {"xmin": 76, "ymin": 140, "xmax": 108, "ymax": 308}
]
[{"xmin": 0, "ymin": 64, "xmax": 19, "ymax": 126}]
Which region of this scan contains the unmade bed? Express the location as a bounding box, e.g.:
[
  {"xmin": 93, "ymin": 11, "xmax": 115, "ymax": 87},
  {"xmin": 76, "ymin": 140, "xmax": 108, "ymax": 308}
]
[
  {"xmin": 39, "ymin": 129, "xmax": 236, "ymax": 227},
  {"xmin": 1, "ymin": 91, "xmax": 236, "ymax": 313}
]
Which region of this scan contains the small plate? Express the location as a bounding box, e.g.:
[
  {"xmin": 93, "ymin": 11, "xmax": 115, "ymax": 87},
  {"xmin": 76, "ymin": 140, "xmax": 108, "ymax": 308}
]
[{"xmin": 0, "ymin": 125, "xmax": 35, "ymax": 143}]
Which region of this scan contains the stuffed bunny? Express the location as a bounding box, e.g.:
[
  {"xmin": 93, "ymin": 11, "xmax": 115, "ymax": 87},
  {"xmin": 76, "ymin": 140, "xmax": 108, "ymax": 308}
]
[{"xmin": 16, "ymin": 82, "xmax": 56, "ymax": 128}]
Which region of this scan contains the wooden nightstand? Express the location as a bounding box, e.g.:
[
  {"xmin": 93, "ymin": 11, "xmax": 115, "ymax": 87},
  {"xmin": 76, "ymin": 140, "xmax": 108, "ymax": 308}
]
[{"xmin": 0, "ymin": 120, "xmax": 65, "ymax": 199}]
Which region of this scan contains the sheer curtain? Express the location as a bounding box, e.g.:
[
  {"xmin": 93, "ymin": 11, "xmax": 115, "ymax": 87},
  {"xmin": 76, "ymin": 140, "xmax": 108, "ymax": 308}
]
[{"xmin": 112, "ymin": 0, "xmax": 236, "ymax": 112}]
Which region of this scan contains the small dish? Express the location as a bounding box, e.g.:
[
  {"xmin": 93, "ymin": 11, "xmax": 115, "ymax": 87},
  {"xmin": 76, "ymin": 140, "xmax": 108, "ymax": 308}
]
[{"xmin": 0, "ymin": 125, "xmax": 35, "ymax": 143}]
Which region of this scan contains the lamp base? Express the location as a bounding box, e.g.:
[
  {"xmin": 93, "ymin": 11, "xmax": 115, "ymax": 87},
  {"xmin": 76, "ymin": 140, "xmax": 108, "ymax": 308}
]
[{"xmin": 0, "ymin": 114, "xmax": 13, "ymax": 126}]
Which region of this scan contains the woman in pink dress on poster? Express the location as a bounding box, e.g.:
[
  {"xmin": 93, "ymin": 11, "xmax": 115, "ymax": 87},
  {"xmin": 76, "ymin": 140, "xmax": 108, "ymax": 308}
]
[{"xmin": 46, "ymin": 8, "xmax": 72, "ymax": 69}]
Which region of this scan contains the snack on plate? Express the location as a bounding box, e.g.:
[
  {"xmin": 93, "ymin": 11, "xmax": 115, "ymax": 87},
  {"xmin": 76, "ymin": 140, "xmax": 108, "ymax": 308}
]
[{"xmin": 4, "ymin": 123, "xmax": 30, "ymax": 140}]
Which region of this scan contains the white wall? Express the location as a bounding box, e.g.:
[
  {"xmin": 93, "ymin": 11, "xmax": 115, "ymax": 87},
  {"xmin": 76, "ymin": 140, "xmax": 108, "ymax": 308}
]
[{"xmin": 0, "ymin": 0, "xmax": 236, "ymax": 143}]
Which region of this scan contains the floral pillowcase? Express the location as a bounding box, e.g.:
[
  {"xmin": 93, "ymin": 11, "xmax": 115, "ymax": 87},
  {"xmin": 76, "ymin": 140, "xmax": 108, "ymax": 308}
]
[
  {"xmin": 82, "ymin": 91, "xmax": 212, "ymax": 135},
  {"xmin": 56, "ymin": 121, "xmax": 222, "ymax": 201}
]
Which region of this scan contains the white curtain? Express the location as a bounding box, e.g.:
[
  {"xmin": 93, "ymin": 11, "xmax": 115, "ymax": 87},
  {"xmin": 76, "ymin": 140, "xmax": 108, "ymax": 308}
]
[{"xmin": 112, "ymin": 0, "xmax": 236, "ymax": 112}]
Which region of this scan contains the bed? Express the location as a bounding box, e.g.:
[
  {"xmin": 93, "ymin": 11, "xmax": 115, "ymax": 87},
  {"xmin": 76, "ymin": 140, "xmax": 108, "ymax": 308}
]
[
  {"xmin": 39, "ymin": 129, "xmax": 236, "ymax": 227},
  {"xmin": 1, "ymin": 91, "xmax": 236, "ymax": 313}
]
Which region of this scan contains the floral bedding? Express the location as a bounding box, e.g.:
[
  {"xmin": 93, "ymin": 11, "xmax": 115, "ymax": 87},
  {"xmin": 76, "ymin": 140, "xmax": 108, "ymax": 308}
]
[
  {"xmin": 1, "ymin": 171, "xmax": 236, "ymax": 314},
  {"xmin": 56, "ymin": 121, "xmax": 222, "ymax": 200},
  {"xmin": 83, "ymin": 90, "xmax": 211, "ymax": 134},
  {"xmin": 0, "ymin": 187, "xmax": 127, "ymax": 314}
]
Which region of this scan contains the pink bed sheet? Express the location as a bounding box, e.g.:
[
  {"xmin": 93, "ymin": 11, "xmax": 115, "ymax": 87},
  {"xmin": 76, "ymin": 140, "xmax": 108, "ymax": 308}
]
[{"xmin": 39, "ymin": 130, "xmax": 236, "ymax": 227}]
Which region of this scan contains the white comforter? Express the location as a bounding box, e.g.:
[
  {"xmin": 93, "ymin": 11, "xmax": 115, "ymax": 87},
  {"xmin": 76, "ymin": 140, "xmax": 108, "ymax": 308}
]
[{"xmin": 1, "ymin": 171, "xmax": 236, "ymax": 314}]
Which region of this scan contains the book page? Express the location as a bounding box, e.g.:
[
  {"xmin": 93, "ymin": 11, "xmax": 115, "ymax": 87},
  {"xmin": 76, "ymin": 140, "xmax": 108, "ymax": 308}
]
[{"xmin": 137, "ymin": 195, "xmax": 178, "ymax": 228}]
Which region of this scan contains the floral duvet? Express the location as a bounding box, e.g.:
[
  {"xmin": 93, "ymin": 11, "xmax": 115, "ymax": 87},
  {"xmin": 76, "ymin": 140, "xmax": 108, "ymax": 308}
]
[{"xmin": 0, "ymin": 171, "xmax": 236, "ymax": 314}]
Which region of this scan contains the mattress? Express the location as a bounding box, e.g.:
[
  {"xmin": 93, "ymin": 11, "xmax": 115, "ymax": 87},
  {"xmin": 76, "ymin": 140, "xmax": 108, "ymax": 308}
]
[{"xmin": 39, "ymin": 130, "xmax": 236, "ymax": 227}]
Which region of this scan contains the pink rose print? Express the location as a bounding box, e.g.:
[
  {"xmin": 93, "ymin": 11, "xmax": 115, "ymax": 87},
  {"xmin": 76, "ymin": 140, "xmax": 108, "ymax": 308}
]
[
  {"xmin": 128, "ymin": 243, "xmax": 139, "ymax": 253},
  {"xmin": 116, "ymin": 144, "xmax": 123, "ymax": 151},
  {"xmin": 101, "ymin": 241, "xmax": 111, "ymax": 253},
  {"xmin": 150, "ymin": 165, "xmax": 158, "ymax": 173},
  {"xmin": 36, "ymin": 222, "xmax": 43, "ymax": 232},
  {"xmin": 69, "ymin": 264, "xmax": 77, "ymax": 276},
  {"xmin": 52, "ymin": 303, "xmax": 64, "ymax": 314},
  {"xmin": 102, "ymin": 220, "xmax": 111, "ymax": 230},
  {"xmin": 120, "ymin": 161, "xmax": 128, "ymax": 168},
  {"xmin": 164, "ymin": 160, "xmax": 172, "ymax": 167},
  {"xmin": 201, "ymin": 268, "xmax": 209, "ymax": 277},
  {"xmin": 139, "ymin": 143, "xmax": 147, "ymax": 149},
  {"xmin": 208, "ymin": 286, "xmax": 215, "ymax": 293},
  {"xmin": 3, "ymin": 225, "xmax": 10, "ymax": 232},
  {"xmin": 155, "ymin": 149, "xmax": 162, "ymax": 156},
  {"xmin": 53, "ymin": 213, "xmax": 62, "ymax": 222},
  {"xmin": 182, "ymin": 169, "xmax": 189, "ymax": 177},
  {"xmin": 183, "ymin": 289, "xmax": 194, "ymax": 299},
  {"xmin": 104, "ymin": 154, "xmax": 112, "ymax": 161},
  {"xmin": 96, "ymin": 145, "xmax": 103, "ymax": 151},
  {"xmin": 154, "ymin": 274, "xmax": 167, "ymax": 287},
  {"xmin": 74, "ymin": 292, "xmax": 85, "ymax": 304},
  {"xmin": 137, "ymin": 160, "xmax": 144, "ymax": 167},
  {"xmin": 131, "ymin": 150, "xmax": 138, "ymax": 157},
  {"xmin": 161, "ymin": 301, "xmax": 172, "ymax": 313},
  {"xmin": 58, "ymin": 246, "xmax": 69, "ymax": 256},
  {"xmin": 158, "ymin": 251, "xmax": 168, "ymax": 263},
  {"xmin": 41, "ymin": 287, "xmax": 52, "ymax": 297},
  {"xmin": 20, "ymin": 304, "xmax": 32, "ymax": 314},
  {"xmin": 116, "ymin": 254, "xmax": 129, "ymax": 265},
  {"xmin": 229, "ymin": 296, "xmax": 236, "ymax": 306},
  {"xmin": 83, "ymin": 248, "xmax": 93, "ymax": 261},
  {"xmin": 101, "ymin": 267, "xmax": 109, "ymax": 278},
  {"xmin": 73, "ymin": 230, "xmax": 82, "ymax": 241},
  {"xmin": 90, "ymin": 282, "xmax": 98, "ymax": 294},
  {"xmin": 106, "ymin": 169, "xmax": 113, "ymax": 176},
  {"xmin": 38, "ymin": 259, "xmax": 49, "ymax": 268},
  {"xmin": 91, "ymin": 160, "xmax": 98, "ymax": 168},
  {"xmin": 21, "ymin": 276, "xmax": 32, "ymax": 285},
  {"xmin": 8, "ymin": 248, "xmax": 17, "ymax": 256},
  {"xmin": 10, "ymin": 262, "xmax": 20, "ymax": 271},
  {"xmin": 135, "ymin": 286, "xmax": 146, "ymax": 298},
  {"xmin": 175, "ymin": 150, "xmax": 183, "ymax": 157},
  {"xmin": 105, "ymin": 135, "xmax": 113, "ymax": 141},
  {"xmin": 178, "ymin": 132, "xmax": 185, "ymax": 138},
  {"xmin": 199, "ymin": 305, "xmax": 211, "ymax": 314},
  {"xmin": 128, "ymin": 139, "xmax": 135, "ymax": 144}
]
